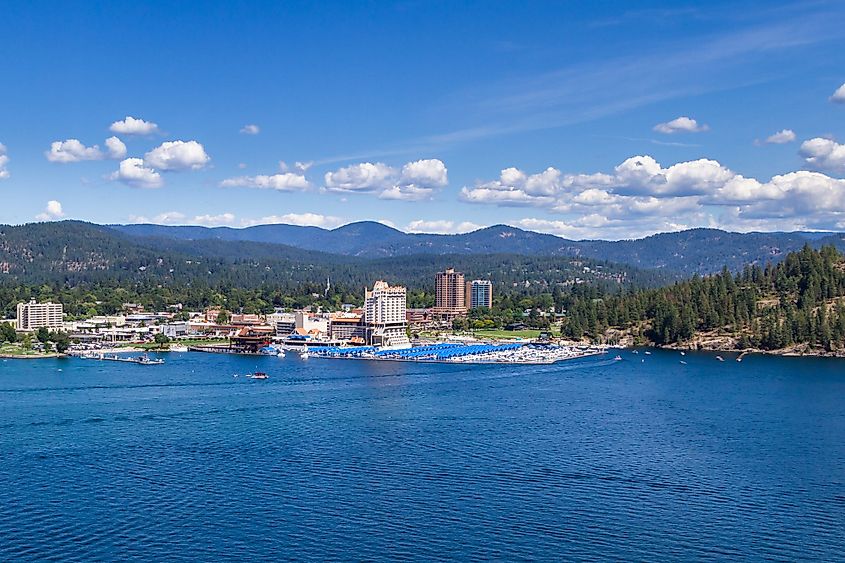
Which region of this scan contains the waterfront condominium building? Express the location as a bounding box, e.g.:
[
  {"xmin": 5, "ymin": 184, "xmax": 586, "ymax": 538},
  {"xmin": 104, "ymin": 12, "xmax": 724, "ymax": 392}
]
[
  {"xmin": 466, "ymin": 279, "xmax": 493, "ymax": 309},
  {"xmin": 364, "ymin": 280, "xmax": 410, "ymax": 348},
  {"xmin": 16, "ymin": 299, "xmax": 64, "ymax": 331},
  {"xmin": 433, "ymin": 268, "xmax": 467, "ymax": 319}
]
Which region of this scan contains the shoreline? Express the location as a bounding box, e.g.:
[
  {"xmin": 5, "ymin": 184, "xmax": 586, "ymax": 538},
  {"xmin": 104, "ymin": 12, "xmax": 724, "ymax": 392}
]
[
  {"xmin": 660, "ymin": 342, "xmax": 845, "ymax": 359},
  {"xmin": 0, "ymin": 352, "xmax": 67, "ymax": 360}
]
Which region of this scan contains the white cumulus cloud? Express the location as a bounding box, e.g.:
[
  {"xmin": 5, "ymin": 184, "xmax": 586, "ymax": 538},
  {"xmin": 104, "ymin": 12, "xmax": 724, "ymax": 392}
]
[
  {"xmin": 149, "ymin": 211, "xmax": 187, "ymax": 224},
  {"xmin": 110, "ymin": 116, "xmax": 159, "ymax": 135},
  {"xmin": 406, "ymin": 220, "xmax": 483, "ymax": 234},
  {"xmin": 45, "ymin": 139, "xmax": 104, "ymax": 163},
  {"xmin": 46, "ymin": 137, "xmax": 127, "ymax": 163},
  {"xmin": 324, "ymin": 159, "xmax": 448, "ymax": 201},
  {"xmin": 460, "ymin": 153, "xmax": 845, "ymax": 237},
  {"xmin": 193, "ymin": 213, "xmax": 236, "ymax": 226},
  {"xmin": 144, "ymin": 140, "xmax": 210, "ymax": 171},
  {"xmin": 35, "ymin": 200, "xmax": 65, "ymax": 221},
  {"xmin": 830, "ymin": 83, "xmax": 845, "ymax": 104},
  {"xmin": 761, "ymin": 129, "xmax": 796, "ymax": 145},
  {"xmin": 240, "ymin": 124, "xmax": 260, "ymax": 135},
  {"xmin": 0, "ymin": 143, "xmax": 9, "ymax": 179},
  {"xmin": 241, "ymin": 213, "xmax": 346, "ymax": 228},
  {"xmin": 109, "ymin": 158, "xmax": 163, "ymax": 188},
  {"xmin": 799, "ymin": 137, "xmax": 845, "ymax": 174},
  {"xmin": 324, "ymin": 162, "xmax": 395, "ymax": 193},
  {"xmin": 105, "ymin": 136, "xmax": 127, "ymax": 159},
  {"xmin": 220, "ymin": 172, "xmax": 310, "ymax": 191},
  {"xmin": 653, "ymin": 116, "xmax": 709, "ymax": 134}
]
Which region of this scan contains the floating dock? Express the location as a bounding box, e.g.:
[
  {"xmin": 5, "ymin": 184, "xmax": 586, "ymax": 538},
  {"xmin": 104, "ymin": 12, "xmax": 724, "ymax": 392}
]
[{"xmin": 79, "ymin": 353, "xmax": 164, "ymax": 365}]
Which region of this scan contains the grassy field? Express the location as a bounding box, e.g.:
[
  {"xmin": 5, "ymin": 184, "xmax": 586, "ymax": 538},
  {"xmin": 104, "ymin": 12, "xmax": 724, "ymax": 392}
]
[
  {"xmin": 472, "ymin": 329, "xmax": 542, "ymax": 340},
  {"xmin": 0, "ymin": 343, "xmax": 46, "ymax": 356}
]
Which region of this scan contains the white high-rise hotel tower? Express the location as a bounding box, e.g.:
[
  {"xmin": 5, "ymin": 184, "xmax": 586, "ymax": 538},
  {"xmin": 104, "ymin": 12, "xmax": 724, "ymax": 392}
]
[{"xmin": 364, "ymin": 280, "xmax": 410, "ymax": 348}]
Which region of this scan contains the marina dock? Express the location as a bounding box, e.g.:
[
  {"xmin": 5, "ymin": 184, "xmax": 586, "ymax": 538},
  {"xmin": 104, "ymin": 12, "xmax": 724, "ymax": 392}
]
[
  {"xmin": 78, "ymin": 353, "xmax": 164, "ymax": 365},
  {"xmin": 308, "ymin": 342, "xmax": 606, "ymax": 364}
]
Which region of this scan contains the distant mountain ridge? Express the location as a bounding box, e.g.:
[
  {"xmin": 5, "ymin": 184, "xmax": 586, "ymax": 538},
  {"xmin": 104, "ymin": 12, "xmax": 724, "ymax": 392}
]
[
  {"xmin": 111, "ymin": 221, "xmax": 845, "ymax": 275},
  {"xmin": 0, "ymin": 221, "xmax": 664, "ymax": 296}
]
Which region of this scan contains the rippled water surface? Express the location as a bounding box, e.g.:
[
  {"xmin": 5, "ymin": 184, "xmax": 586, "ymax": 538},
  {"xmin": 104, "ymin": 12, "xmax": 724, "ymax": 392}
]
[{"xmin": 1, "ymin": 350, "xmax": 844, "ymax": 561}]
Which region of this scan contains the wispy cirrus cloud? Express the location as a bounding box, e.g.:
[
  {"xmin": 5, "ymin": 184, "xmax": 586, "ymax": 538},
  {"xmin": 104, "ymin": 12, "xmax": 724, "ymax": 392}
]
[{"xmin": 314, "ymin": 5, "xmax": 842, "ymax": 164}]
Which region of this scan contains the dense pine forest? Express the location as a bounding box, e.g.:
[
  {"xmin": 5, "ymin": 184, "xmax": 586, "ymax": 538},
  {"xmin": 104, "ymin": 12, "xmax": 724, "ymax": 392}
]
[{"xmin": 557, "ymin": 245, "xmax": 845, "ymax": 352}]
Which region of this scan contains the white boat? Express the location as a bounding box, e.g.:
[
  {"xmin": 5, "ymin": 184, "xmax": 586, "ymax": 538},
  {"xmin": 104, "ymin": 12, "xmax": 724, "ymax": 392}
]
[
  {"xmin": 277, "ymin": 350, "xmax": 286, "ymax": 358},
  {"xmin": 300, "ymin": 351, "xmax": 310, "ymax": 360}
]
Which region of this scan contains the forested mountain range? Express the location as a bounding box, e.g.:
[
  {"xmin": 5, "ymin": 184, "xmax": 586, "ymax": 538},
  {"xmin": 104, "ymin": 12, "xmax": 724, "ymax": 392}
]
[
  {"xmin": 0, "ymin": 221, "xmax": 663, "ymax": 317},
  {"xmin": 112, "ymin": 221, "xmax": 845, "ymax": 275}
]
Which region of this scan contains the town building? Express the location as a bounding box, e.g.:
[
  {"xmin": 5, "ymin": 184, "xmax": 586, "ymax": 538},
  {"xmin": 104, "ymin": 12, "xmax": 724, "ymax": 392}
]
[
  {"xmin": 432, "ymin": 268, "xmax": 467, "ymax": 321},
  {"xmin": 265, "ymin": 311, "xmax": 296, "ymax": 336},
  {"xmin": 295, "ymin": 311, "xmax": 329, "ymax": 336},
  {"xmin": 15, "ymin": 299, "xmax": 64, "ymax": 331},
  {"xmin": 230, "ymin": 313, "xmax": 262, "ymax": 325},
  {"xmin": 329, "ymin": 312, "xmax": 366, "ymax": 344},
  {"xmin": 364, "ymin": 280, "xmax": 410, "ymax": 348},
  {"xmin": 162, "ymin": 322, "xmax": 190, "ymax": 339},
  {"xmin": 466, "ymin": 279, "xmax": 493, "ymax": 309}
]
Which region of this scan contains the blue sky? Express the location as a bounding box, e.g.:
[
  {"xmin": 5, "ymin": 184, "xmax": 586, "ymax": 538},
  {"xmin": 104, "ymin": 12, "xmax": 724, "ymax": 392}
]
[{"xmin": 2, "ymin": 0, "xmax": 845, "ymax": 239}]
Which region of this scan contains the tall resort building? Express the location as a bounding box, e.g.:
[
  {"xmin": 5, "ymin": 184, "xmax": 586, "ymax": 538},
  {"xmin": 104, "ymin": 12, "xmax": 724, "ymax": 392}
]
[
  {"xmin": 466, "ymin": 280, "xmax": 493, "ymax": 309},
  {"xmin": 433, "ymin": 268, "xmax": 467, "ymax": 320},
  {"xmin": 364, "ymin": 281, "xmax": 410, "ymax": 348},
  {"xmin": 16, "ymin": 299, "xmax": 64, "ymax": 331}
]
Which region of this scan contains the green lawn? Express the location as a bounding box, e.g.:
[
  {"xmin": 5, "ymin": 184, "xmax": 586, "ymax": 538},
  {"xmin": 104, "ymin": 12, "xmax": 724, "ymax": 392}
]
[
  {"xmin": 472, "ymin": 329, "xmax": 542, "ymax": 340},
  {"xmin": 0, "ymin": 343, "xmax": 44, "ymax": 356}
]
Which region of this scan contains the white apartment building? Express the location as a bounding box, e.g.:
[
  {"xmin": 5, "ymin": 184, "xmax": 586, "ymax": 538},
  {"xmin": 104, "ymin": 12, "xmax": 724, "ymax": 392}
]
[
  {"xmin": 364, "ymin": 281, "xmax": 410, "ymax": 348},
  {"xmin": 16, "ymin": 299, "xmax": 64, "ymax": 331}
]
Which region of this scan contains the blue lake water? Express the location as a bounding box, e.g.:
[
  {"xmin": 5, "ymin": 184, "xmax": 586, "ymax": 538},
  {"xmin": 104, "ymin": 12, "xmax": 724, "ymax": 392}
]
[{"xmin": 1, "ymin": 349, "xmax": 844, "ymax": 561}]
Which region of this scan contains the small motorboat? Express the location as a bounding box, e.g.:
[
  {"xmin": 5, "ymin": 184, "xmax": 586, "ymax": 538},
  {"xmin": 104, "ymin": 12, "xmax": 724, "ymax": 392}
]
[
  {"xmin": 716, "ymin": 355, "xmax": 725, "ymax": 362},
  {"xmin": 249, "ymin": 371, "xmax": 269, "ymax": 380},
  {"xmin": 613, "ymin": 355, "xmax": 622, "ymax": 361},
  {"xmin": 299, "ymin": 351, "xmax": 310, "ymax": 360},
  {"xmin": 135, "ymin": 354, "xmax": 165, "ymax": 365},
  {"xmin": 644, "ymin": 351, "xmax": 652, "ymax": 355},
  {"xmin": 680, "ymin": 360, "xmax": 688, "ymax": 365}
]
